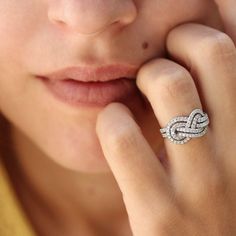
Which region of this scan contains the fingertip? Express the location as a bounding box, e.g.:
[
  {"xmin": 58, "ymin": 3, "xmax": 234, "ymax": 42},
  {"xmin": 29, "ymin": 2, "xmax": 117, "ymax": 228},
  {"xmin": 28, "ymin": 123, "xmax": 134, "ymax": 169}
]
[{"xmin": 96, "ymin": 102, "xmax": 135, "ymax": 137}]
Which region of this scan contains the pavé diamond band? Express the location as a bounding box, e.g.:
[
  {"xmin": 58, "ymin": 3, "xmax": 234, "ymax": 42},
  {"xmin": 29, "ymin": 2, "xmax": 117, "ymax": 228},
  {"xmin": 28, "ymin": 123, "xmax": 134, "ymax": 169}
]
[{"xmin": 160, "ymin": 108, "xmax": 209, "ymax": 144}]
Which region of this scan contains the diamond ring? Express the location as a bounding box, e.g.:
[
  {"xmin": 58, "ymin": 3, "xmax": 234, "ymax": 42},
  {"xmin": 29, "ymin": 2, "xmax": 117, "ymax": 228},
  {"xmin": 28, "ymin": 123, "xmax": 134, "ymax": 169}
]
[{"xmin": 160, "ymin": 108, "xmax": 209, "ymax": 144}]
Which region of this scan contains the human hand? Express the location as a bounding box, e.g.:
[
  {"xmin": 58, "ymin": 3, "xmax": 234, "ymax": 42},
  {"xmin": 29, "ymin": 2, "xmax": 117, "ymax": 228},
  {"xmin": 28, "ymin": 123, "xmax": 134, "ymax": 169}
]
[
  {"xmin": 214, "ymin": 0, "xmax": 236, "ymax": 42},
  {"xmin": 96, "ymin": 23, "xmax": 236, "ymax": 236}
]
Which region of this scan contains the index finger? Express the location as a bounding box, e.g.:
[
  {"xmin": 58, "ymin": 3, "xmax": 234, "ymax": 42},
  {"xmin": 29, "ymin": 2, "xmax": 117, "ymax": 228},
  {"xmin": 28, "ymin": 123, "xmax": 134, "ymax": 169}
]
[{"xmin": 96, "ymin": 103, "xmax": 174, "ymax": 219}]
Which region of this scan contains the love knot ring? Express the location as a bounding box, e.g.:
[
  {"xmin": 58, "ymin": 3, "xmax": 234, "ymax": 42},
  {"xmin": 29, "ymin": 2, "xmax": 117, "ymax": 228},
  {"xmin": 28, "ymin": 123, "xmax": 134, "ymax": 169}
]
[{"xmin": 160, "ymin": 108, "xmax": 210, "ymax": 145}]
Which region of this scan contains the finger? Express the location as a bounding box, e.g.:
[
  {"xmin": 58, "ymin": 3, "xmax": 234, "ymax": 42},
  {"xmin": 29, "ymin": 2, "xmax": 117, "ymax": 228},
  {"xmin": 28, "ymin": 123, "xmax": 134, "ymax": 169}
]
[
  {"xmin": 214, "ymin": 0, "xmax": 236, "ymax": 42},
  {"xmin": 96, "ymin": 103, "xmax": 174, "ymax": 232},
  {"xmin": 136, "ymin": 58, "xmax": 215, "ymax": 195},
  {"xmin": 166, "ymin": 23, "xmax": 236, "ymax": 142}
]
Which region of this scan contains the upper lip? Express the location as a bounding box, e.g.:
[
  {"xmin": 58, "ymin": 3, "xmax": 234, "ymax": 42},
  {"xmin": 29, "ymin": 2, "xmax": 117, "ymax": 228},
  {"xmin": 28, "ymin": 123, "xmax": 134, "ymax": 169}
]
[{"xmin": 38, "ymin": 64, "xmax": 139, "ymax": 82}]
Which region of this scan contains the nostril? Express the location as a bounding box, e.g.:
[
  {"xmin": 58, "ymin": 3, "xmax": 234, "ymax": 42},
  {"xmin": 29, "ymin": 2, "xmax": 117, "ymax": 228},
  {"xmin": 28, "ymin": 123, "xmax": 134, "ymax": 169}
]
[
  {"xmin": 48, "ymin": 0, "xmax": 137, "ymax": 35},
  {"xmin": 54, "ymin": 20, "xmax": 66, "ymax": 27},
  {"xmin": 111, "ymin": 20, "xmax": 120, "ymax": 25}
]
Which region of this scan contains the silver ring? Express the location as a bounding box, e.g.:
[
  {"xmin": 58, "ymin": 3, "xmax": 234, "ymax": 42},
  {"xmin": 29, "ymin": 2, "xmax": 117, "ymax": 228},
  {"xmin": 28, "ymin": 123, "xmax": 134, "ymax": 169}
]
[{"xmin": 160, "ymin": 108, "xmax": 209, "ymax": 144}]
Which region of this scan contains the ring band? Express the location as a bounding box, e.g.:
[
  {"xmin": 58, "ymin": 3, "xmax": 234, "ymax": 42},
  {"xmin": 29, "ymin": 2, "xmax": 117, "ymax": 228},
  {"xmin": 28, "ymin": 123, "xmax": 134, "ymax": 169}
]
[{"xmin": 160, "ymin": 108, "xmax": 209, "ymax": 144}]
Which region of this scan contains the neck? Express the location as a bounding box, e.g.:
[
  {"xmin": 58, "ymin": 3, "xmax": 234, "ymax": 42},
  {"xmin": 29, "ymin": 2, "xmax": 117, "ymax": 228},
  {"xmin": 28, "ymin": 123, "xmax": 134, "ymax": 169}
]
[{"xmin": 6, "ymin": 126, "xmax": 132, "ymax": 236}]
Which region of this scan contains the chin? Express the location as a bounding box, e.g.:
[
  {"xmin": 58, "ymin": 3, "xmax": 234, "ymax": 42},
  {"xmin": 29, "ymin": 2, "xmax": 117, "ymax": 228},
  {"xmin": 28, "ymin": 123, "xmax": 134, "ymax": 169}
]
[
  {"xmin": 50, "ymin": 140, "xmax": 112, "ymax": 174},
  {"xmin": 43, "ymin": 122, "xmax": 162, "ymax": 174},
  {"xmin": 38, "ymin": 126, "xmax": 113, "ymax": 174}
]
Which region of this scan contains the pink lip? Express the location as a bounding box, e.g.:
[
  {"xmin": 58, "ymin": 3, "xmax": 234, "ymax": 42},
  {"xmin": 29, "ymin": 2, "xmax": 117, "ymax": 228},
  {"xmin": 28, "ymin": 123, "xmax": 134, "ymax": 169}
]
[
  {"xmin": 39, "ymin": 64, "xmax": 139, "ymax": 82},
  {"xmin": 36, "ymin": 64, "xmax": 142, "ymax": 107}
]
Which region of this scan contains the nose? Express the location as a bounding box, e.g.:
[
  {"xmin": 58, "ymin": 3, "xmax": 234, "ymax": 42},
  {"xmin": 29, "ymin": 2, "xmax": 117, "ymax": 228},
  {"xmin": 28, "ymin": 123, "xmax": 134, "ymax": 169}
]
[{"xmin": 48, "ymin": 0, "xmax": 137, "ymax": 35}]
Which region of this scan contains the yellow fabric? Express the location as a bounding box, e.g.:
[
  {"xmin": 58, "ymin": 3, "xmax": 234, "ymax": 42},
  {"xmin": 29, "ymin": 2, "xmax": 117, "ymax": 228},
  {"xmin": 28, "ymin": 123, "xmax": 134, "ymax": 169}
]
[{"xmin": 0, "ymin": 162, "xmax": 36, "ymax": 236}]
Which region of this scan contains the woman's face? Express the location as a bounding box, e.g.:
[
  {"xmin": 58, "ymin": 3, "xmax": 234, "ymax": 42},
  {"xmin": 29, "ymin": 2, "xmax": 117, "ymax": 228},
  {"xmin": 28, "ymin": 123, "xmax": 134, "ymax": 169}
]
[{"xmin": 0, "ymin": 0, "xmax": 222, "ymax": 173}]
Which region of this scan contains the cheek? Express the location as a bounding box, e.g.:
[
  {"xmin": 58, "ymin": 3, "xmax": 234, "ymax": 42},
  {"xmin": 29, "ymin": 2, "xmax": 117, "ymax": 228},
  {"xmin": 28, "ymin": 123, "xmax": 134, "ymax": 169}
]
[
  {"xmin": 133, "ymin": 0, "xmax": 222, "ymax": 63},
  {"xmin": 0, "ymin": 2, "xmax": 45, "ymax": 107},
  {"xmin": 0, "ymin": 1, "xmax": 45, "ymax": 64},
  {"xmin": 142, "ymin": 0, "xmax": 221, "ymax": 31}
]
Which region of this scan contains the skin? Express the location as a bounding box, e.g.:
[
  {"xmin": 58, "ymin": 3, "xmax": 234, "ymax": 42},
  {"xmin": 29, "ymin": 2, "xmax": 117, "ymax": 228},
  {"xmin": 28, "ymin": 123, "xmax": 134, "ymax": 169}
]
[{"xmin": 1, "ymin": 0, "xmax": 235, "ymax": 235}]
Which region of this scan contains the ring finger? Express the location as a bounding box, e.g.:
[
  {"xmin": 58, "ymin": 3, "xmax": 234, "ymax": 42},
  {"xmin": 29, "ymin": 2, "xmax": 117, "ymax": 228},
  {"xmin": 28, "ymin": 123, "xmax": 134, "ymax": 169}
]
[
  {"xmin": 166, "ymin": 23, "xmax": 236, "ymax": 141},
  {"xmin": 136, "ymin": 58, "xmax": 216, "ymax": 197}
]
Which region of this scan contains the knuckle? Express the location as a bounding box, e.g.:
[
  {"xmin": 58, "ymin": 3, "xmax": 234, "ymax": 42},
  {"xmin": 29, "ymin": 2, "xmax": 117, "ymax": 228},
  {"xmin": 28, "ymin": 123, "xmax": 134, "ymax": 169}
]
[
  {"xmin": 154, "ymin": 204, "xmax": 182, "ymax": 236},
  {"xmin": 190, "ymin": 168, "xmax": 227, "ymax": 204},
  {"xmin": 197, "ymin": 31, "xmax": 236, "ymax": 60},
  {"xmin": 158, "ymin": 69, "xmax": 193, "ymax": 100},
  {"xmin": 205, "ymin": 169, "xmax": 228, "ymax": 196},
  {"xmin": 108, "ymin": 123, "xmax": 140, "ymax": 153}
]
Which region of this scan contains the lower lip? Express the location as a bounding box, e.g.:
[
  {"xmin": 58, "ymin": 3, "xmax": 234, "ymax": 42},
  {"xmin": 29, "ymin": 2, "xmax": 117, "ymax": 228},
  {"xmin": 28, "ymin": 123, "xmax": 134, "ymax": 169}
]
[{"xmin": 38, "ymin": 77, "xmax": 140, "ymax": 107}]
